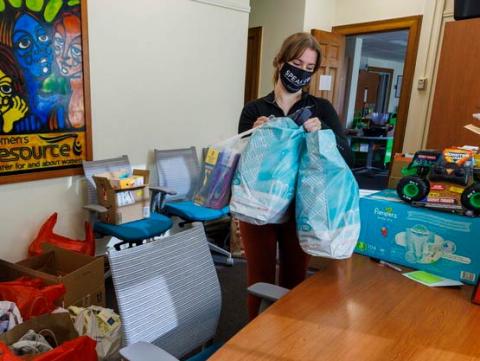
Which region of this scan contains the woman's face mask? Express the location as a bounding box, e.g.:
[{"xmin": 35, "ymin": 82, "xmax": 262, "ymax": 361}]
[{"xmin": 279, "ymin": 62, "xmax": 313, "ymax": 93}]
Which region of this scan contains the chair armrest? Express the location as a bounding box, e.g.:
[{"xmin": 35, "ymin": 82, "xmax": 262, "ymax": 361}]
[
  {"xmin": 149, "ymin": 186, "xmax": 177, "ymax": 195},
  {"xmin": 83, "ymin": 204, "xmax": 108, "ymax": 213},
  {"xmin": 120, "ymin": 342, "xmax": 179, "ymax": 361},
  {"xmin": 247, "ymin": 282, "xmax": 289, "ymax": 302}
]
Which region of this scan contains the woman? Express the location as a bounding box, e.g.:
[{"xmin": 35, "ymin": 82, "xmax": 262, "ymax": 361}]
[{"xmin": 238, "ymin": 32, "xmax": 352, "ymax": 320}]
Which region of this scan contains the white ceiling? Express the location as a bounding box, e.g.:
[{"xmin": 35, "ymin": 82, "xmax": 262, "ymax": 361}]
[{"xmin": 358, "ymin": 30, "xmax": 409, "ymax": 63}]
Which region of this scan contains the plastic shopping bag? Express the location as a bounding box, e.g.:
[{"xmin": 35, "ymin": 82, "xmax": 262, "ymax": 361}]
[
  {"xmin": 230, "ymin": 117, "xmax": 305, "ymax": 225},
  {"xmin": 0, "ymin": 302, "xmax": 22, "ymax": 334},
  {"xmin": 194, "ymin": 130, "xmax": 253, "ymax": 209},
  {"xmin": 296, "ymin": 129, "xmax": 360, "ymax": 259},
  {"xmin": 0, "ymin": 278, "xmax": 65, "ymax": 321},
  {"xmin": 0, "ymin": 342, "xmax": 19, "ymax": 361},
  {"xmin": 69, "ymin": 306, "xmax": 121, "ymax": 361},
  {"xmin": 0, "ymin": 336, "xmax": 98, "ymax": 361},
  {"xmin": 29, "ymin": 213, "xmax": 95, "ymax": 257},
  {"xmin": 35, "ymin": 336, "xmax": 97, "ymax": 361}
]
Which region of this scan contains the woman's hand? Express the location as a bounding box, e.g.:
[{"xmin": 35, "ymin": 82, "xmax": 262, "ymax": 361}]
[
  {"xmin": 303, "ymin": 117, "xmax": 322, "ymax": 132},
  {"xmin": 253, "ymin": 116, "xmax": 269, "ymax": 128}
]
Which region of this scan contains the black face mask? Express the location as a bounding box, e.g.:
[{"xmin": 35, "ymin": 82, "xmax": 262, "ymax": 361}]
[{"xmin": 279, "ymin": 63, "xmax": 313, "ymax": 93}]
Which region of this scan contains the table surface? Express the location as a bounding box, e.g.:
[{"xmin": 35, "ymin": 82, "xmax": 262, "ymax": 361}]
[
  {"xmin": 349, "ymin": 135, "xmax": 394, "ymax": 141},
  {"xmin": 210, "ymin": 255, "xmax": 480, "ymax": 361}
]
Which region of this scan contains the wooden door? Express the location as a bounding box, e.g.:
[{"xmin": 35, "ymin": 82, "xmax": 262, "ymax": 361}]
[
  {"xmin": 310, "ymin": 29, "xmax": 347, "ymax": 122},
  {"xmin": 355, "ymin": 70, "xmax": 380, "ymax": 112},
  {"xmin": 427, "ymin": 18, "xmax": 480, "ymax": 149},
  {"xmin": 244, "ymin": 27, "xmax": 262, "ymax": 104}
]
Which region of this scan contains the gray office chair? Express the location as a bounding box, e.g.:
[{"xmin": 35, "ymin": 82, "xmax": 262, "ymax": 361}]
[
  {"xmin": 152, "ymin": 147, "xmax": 233, "ymax": 265},
  {"xmin": 108, "ymin": 224, "xmax": 221, "ymax": 361},
  {"xmin": 108, "ymin": 223, "xmax": 289, "ymax": 361}
]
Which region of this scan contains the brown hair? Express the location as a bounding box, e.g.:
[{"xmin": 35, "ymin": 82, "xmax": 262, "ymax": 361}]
[{"xmin": 272, "ymin": 32, "xmax": 322, "ymax": 84}]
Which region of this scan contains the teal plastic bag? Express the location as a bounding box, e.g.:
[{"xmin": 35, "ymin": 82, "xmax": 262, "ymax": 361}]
[
  {"xmin": 230, "ymin": 118, "xmax": 305, "ymax": 225},
  {"xmin": 296, "ymin": 129, "xmax": 360, "ymax": 259}
]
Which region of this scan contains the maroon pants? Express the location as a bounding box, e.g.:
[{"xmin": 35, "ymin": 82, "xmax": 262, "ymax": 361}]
[{"xmin": 239, "ymin": 218, "xmax": 310, "ymax": 320}]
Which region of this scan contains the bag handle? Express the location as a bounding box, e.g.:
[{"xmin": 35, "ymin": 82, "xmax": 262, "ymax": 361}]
[{"xmin": 213, "ymin": 127, "xmax": 257, "ymax": 148}]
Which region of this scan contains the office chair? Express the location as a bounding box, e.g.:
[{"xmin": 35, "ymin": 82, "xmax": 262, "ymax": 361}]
[
  {"xmin": 108, "ymin": 224, "xmax": 221, "ymax": 361},
  {"xmin": 108, "ymin": 223, "xmax": 288, "ymax": 361},
  {"xmin": 82, "ymin": 155, "xmax": 173, "ymax": 251},
  {"xmin": 152, "ymin": 147, "xmax": 233, "ymax": 265}
]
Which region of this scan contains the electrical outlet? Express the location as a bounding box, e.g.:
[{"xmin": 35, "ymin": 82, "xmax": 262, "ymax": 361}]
[{"xmin": 417, "ymin": 77, "xmax": 428, "ymax": 90}]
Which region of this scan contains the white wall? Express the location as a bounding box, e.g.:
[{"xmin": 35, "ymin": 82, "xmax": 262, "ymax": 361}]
[
  {"xmin": 303, "ymin": 0, "xmax": 335, "ymax": 31},
  {"xmin": 334, "ymin": 0, "xmax": 427, "ymax": 26},
  {"xmin": 360, "ymin": 57, "xmax": 404, "ymax": 114},
  {"xmin": 249, "ymin": 0, "xmax": 306, "ymax": 98},
  {"xmin": 0, "ymin": 0, "xmax": 249, "ymax": 261}
]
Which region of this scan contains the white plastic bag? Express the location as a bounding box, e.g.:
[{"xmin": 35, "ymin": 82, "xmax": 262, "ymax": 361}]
[
  {"xmin": 0, "ymin": 301, "xmax": 22, "ymax": 334},
  {"xmin": 69, "ymin": 305, "xmax": 122, "ymax": 361},
  {"xmin": 296, "ymin": 129, "xmax": 360, "ymax": 259},
  {"xmin": 230, "ymin": 118, "xmax": 305, "ymax": 225},
  {"xmin": 194, "ymin": 128, "xmax": 254, "ymax": 209}
]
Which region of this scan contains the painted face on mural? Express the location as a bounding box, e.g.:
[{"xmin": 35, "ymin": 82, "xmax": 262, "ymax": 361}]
[
  {"xmin": 0, "ymin": 70, "xmax": 14, "ymax": 113},
  {"xmin": 0, "ymin": 69, "xmax": 28, "ymax": 133},
  {"xmin": 13, "ymin": 13, "xmax": 53, "ymax": 78},
  {"xmin": 54, "ymin": 14, "xmax": 82, "ymax": 77}
]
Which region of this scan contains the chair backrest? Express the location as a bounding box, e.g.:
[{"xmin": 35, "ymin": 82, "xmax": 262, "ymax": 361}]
[
  {"xmin": 154, "ymin": 147, "xmax": 201, "ymax": 202},
  {"xmin": 82, "ymin": 155, "xmax": 132, "ymax": 205},
  {"xmin": 108, "ymin": 224, "xmax": 221, "ymax": 359}
]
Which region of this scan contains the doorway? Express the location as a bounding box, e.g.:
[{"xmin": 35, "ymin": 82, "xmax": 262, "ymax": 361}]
[
  {"xmin": 311, "ymin": 16, "xmax": 422, "ymax": 190},
  {"xmin": 244, "ymin": 27, "xmax": 262, "ymax": 104},
  {"xmin": 344, "ymin": 30, "xmax": 408, "ymax": 189}
]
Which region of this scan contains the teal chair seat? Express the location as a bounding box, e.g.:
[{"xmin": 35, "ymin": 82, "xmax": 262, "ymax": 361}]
[
  {"xmin": 164, "ymin": 201, "xmax": 229, "ymax": 222},
  {"xmin": 94, "ymin": 212, "xmax": 173, "ymax": 241},
  {"xmin": 186, "ymin": 343, "xmax": 221, "ymax": 361}
]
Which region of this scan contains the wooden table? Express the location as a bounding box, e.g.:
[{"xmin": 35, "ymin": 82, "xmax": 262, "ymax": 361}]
[{"xmin": 210, "ymin": 255, "xmax": 480, "ymax": 361}]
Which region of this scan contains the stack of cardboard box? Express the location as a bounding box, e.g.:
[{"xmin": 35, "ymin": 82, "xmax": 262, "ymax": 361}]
[{"xmin": 93, "ymin": 169, "xmax": 151, "ymax": 225}]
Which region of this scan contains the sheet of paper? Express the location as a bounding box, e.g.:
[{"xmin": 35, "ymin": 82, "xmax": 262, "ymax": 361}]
[
  {"xmin": 465, "ymin": 124, "xmax": 480, "ymax": 135},
  {"xmin": 359, "ymin": 143, "xmax": 369, "ymax": 152},
  {"xmin": 318, "ymin": 75, "xmax": 332, "ymax": 91},
  {"xmin": 403, "ymin": 271, "xmax": 463, "ymax": 287}
]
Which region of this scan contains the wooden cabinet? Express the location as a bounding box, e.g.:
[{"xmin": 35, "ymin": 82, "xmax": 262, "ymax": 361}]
[{"xmin": 427, "ymin": 18, "xmax": 480, "ymax": 149}]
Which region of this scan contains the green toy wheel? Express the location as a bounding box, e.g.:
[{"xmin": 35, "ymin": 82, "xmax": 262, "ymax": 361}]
[
  {"xmin": 397, "ymin": 176, "xmax": 429, "ymax": 203},
  {"xmin": 461, "ymin": 183, "xmax": 480, "ymax": 214}
]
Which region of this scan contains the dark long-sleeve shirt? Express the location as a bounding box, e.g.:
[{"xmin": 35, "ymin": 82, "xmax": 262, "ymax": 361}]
[{"xmin": 238, "ymin": 91, "xmax": 353, "ymax": 166}]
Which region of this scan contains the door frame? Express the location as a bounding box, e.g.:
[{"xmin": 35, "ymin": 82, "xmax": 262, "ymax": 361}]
[{"xmin": 333, "ymin": 15, "xmax": 422, "ymax": 156}]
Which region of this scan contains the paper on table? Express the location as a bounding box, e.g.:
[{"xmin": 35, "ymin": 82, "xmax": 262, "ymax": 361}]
[
  {"xmin": 465, "ymin": 124, "xmax": 480, "ymax": 135},
  {"xmin": 403, "ymin": 271, "xmax": 463, "ymax": 287}
]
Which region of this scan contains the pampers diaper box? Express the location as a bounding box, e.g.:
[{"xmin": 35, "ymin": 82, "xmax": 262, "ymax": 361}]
[{"xmin": 356, "ymin": 189, "xmax": 480, "ymax": 284}]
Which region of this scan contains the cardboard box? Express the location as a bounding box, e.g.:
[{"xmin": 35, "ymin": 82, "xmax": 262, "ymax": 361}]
[
  {"xmin": 387, "ymin": 153, "xmax": 414, "ymax": 189},
  {"xmin": 94, "ymin": 169, "xmax": 151, "ymax": 225},
  {"xmin": 102, "ymin": 200, "xmax": 151, "ymax": 225},
  {"xmin": 355, "ymin": 189, "xmax": 480, "ymax": 284},
  {"xmin": 0, "ymin": 245, "xmax": 105, "ymax": 307},
  {"xmin": 0, "ymin": 313, "xmax": 78, "ymax": 360},
  {"xmin": 0, "ymin": 313, "xmax": 77, "ymax": 346}
]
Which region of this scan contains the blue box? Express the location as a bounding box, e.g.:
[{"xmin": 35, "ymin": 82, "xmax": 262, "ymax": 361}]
[{"xmin": 356, "ymin": 189, "xmax": 480, "ymax": 284}]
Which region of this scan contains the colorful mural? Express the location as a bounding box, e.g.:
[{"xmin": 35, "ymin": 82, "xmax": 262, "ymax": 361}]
[{"xmin": 0, "ymin": 0, "xmax": 90, "ymax": 182}]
